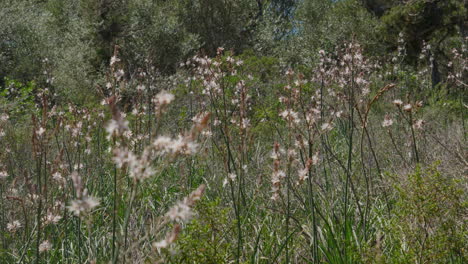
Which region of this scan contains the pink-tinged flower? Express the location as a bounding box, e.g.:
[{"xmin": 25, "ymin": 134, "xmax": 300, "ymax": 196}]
[
  {"xmin": 39, "ymin": 240, "xmax": 52, "ymax": 253},
  {"xmin": 279, "ymin": 109, "xmax": 300, "ymax": 124},
  {"xmin": 298, "ymin": 168, "xmax": 309, "ymax": 182},
  {"xmin": 7, "ymin": 220, "xmax": 21, "ymax": 232},
  {"xmin": 153, "ymin": 135, "xmax": 198, "ymax": 156},
  {"xmin": 228, "ymin": 173, "xmax": 236, "ymax": 181},
  {"xmin": 105, "ymin": 118, "xmax": 129, "ymax": 140},
  {"xmin": 165, "ymin": 185, "xmax": 205, "ymax": 223},
  {"xmin": 43, "ymin": 213, "xmax": 62, "ymax": 225},
  {"xmin": 312, "ymin": 152, "xmax": 319, "ymax": 165},
  {"xmin": 382, "ymin": 115, "xmax": 393, "ymax": 127},
  {"xmin": 68, "ymin": 196, "xmax": 100, "ymax": 217},
  {"xmin": 413, "ymin": 119, "xmax": 424, "ymax": 130},
  {"xmin": 0, "ymin": 170, "xmax": 7, "ymax": 180},
  {"xmin": 153, "ymin": 224, "xmax": 181, "ymax": 250},
  {"xmin": 271, "ymin": 170, "xmax": 286, "ymax": 186}
]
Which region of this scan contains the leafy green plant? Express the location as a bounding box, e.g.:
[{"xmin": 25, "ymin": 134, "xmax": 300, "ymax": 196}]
[
  {"xmin": 382, "ymin": 164, "xmax": 467, "ymax": 263},
  {"xmin": 169, "ymin": 198, "xmax": 232, "ymax": 264},
  {"xmin": 0, "ymin": 77, "xmax": 36, "ymax": 116}
]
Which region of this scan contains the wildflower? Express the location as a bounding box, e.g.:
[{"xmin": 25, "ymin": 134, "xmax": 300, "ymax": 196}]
[
  {"xmin": 382, "ymin": 115, "xmax": 393, "ymax": 127},
  {"xmin": 271, "ymin": 170, "xmax": 285, "ymax": 186},
  {"xmin": 287, "ymin": 149, "xmax": 297, "ymax": 160},
  {"xmin": 154, "ymin": 90, "xmax": 175, "ymax": 106},
  {"xmin": 228, "ymin": 173, "xmax": 236, "ymax": 181},
  {"xmin": 201, "ymin": 130, "xmax": 212, "ymax": 137},
  {"xmin": 39, "ymin": 240, "xmax": 52, "ymax": 253},
  {"xmin": 0, "ymin": 170, "xmax": 7, "ymax": 180},
  {"xmin": 270, "ymin": 151, "xmax": 280, "ymax": 160},
  {"xmin": 110, "ymin": 56, "xmax": 120, "ymax": 66},
  {"xmin": 213, "ymin": 119, "xmax": 221, "ymax": 126},
  {"xmin": 362, "ymin": 87, "xmax": 370, "ymax": 96},
  {"xmin": 241, "ymin": 118, "xmax": 250, "ymax": 129},
  {"xmin": 279, "ymin": 109, "xmax": 300, "ymax": 124},
  {"xmin": 114, "ymin": 69, "xmax": 124, "ymax": 79},
  {"xmin": 321, "ymin": 122, "xmax": 332, "ymax": 131},
  {"xmin": 127, "ymin": 155, "xmax": 155, "ymax": 181},
  {"xmin": 298, "ymin": 168, "xmax": 309, "ymax": 183},
  {"xmin": 166, "ymin": 202, "xmax": 192, "ymax": 223},
  {"xmin": 393, "ymin": 99, "xmax": 403, "ymax": 106},
  {"xmin": 166, "ymin": 184, "xmax": 205, "ymax": 223},
  {"xmin": 68, "ymin": 196, "xmax": 100, "ymax": 217},
  {"xmin": 7, "ymin": 220, "xmax": 21, "ymax": 232},
  {"xmin": 312, "ymin": 152, "xmax": 319, "ymax": 165},
  {"xmin": 413, "ymin": 119, "xmax": 424, "ymax": 130},
  {"xmin": 223, "ymin": 178, "xmax": 229, "ymax": 187},
  {"xmin": 403, "ymin": 104, "xmax": 412, "ymax": 112},
  {"xmin": 153, "ymin": 136, "xmax": 173, "ymax": 153},
  {"xmin": 0, "ymin": 113, "xmax": 8, "ymax": 121},
  {"xmin": 270, "ymin": 192, "xmax": 280, "ymax": 201},
  {"xmin": 153, "ymin": 224, "xmax": 181, "ymax": 250},
  {"xmin": 43, "ymin": 213, "xmax": 62, "ymax": 225},
  {"xmin": 37, "ymin": 127, "xmax": 46, "ymax": 136},
  {"xmin": 52, "ymin": 171, "xmax": 65, "ymax": 184},
  {"xmin": 105, "ymin": 118, "xmax": 129, "ymax": 140}
]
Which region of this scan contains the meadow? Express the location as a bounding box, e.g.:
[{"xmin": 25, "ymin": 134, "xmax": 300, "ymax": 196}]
[{"xmin": 1, "ymin": 0, "xmax": 467, "ymax": 263}]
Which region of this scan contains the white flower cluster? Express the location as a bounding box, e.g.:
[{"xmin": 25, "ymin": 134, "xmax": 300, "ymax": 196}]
[
  {"xmin": 39, "ymin": 240, "xmax": 52, "ymax": 253},
  {"xmin": 279, "ymin": 109, "xmax": 300, "ymax": 124},
  {"xmin": 7, "ymin": 220, "xmax": 22, "ymax": 232},
  {"xmin": 68, "ymin": 196, "xmax": 100, "ymax": 217},
  {"xmin": 153, "ymin": 135, "xmax": 198, "ymax": 156},
  {"xmin": 154, "ymin": 184, "xmax": 206, "ymax": 250},
  {"xmin": 67, "ymin": 172, "xmax": 100, "ymax": 217}
]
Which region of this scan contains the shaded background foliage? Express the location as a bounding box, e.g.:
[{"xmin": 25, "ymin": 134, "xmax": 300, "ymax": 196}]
[{"xmin": 1, "ymin": 0, "xmax": 466, "ymax": 97}]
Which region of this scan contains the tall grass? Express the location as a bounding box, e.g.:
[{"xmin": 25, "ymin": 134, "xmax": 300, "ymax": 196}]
[{"xmin": 0, "ymin": 40, "xmax": 466, "ymax": 263}]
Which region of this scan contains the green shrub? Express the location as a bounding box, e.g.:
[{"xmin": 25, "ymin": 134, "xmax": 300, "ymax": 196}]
[
  {"xmin": 170, "ymin": 198, "xmax": 232, "ymax": 263},
  {"xmin": 382, "ymin": 164, "xmax": 467, "ymax": 263}
]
